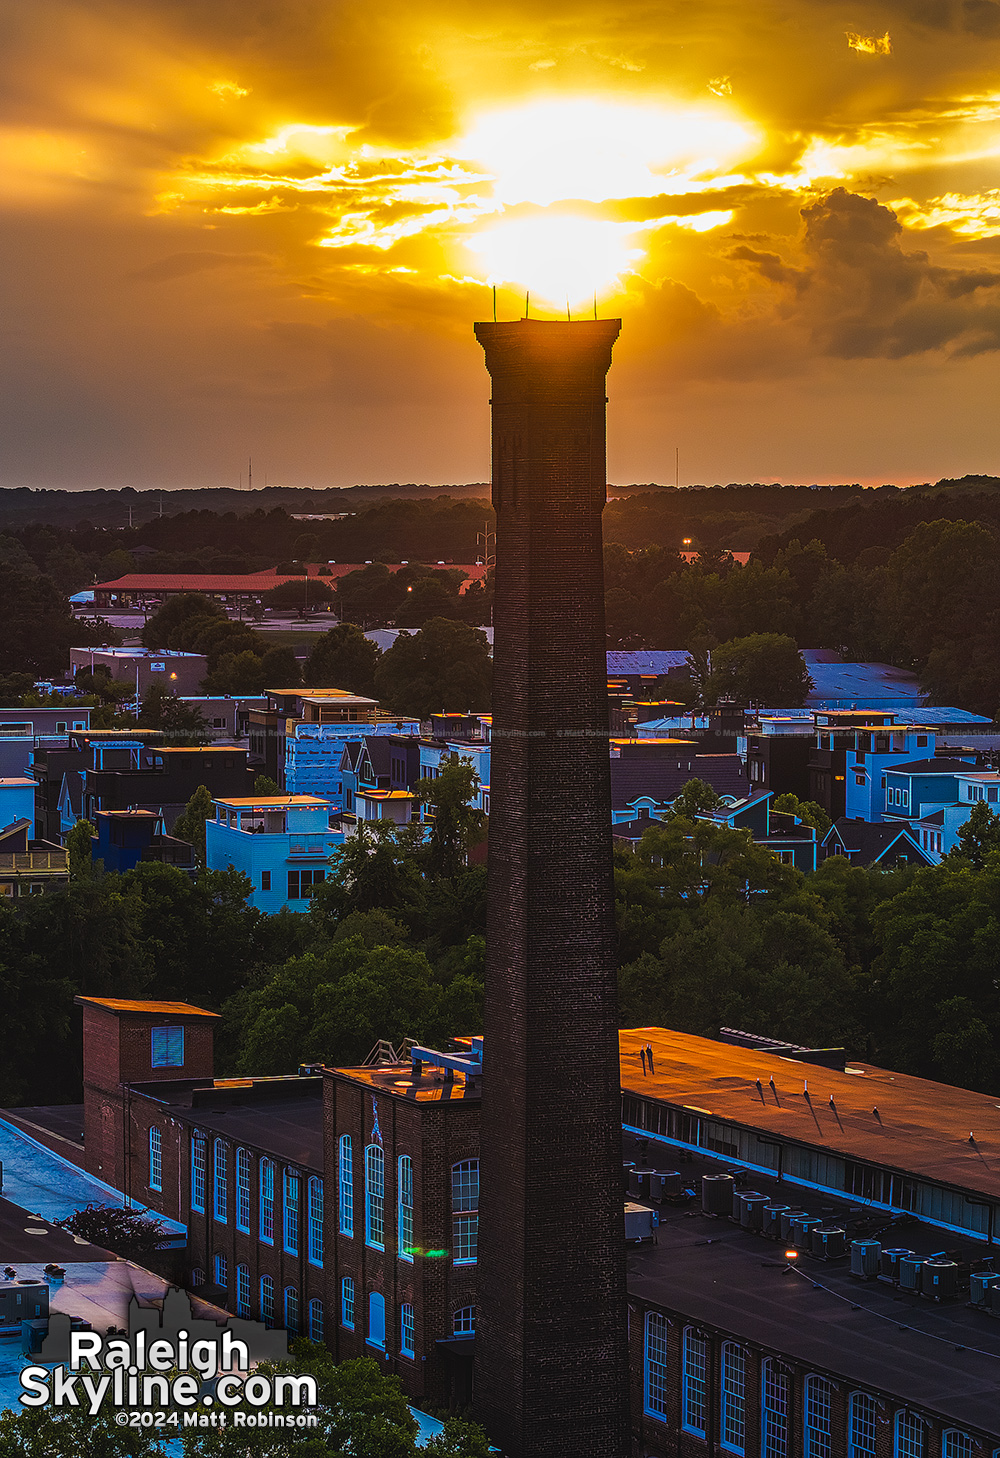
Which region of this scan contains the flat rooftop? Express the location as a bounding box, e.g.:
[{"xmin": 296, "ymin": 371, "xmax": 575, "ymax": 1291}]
[
  {"xmin": 625, "ymin": 1138, "xmax": 1000, "ymax": 1433},
  {"xmin": 329, "ymin": 1061, "xmax": 482, "ymax": 1105},
  {"xmin": 76, "ymin": 997, "xmax": 220, "ymax": 1019},
  {"xmin": 212, "ymin": 794, "xmax": 330, "ymax": 808},
  {"xmin": 129, "ymin": 1080, "xmax": 324, "ymax": 1170},
  {"xmin": 621, "ymin": 1028, "xmax": 1000, "ymax": 1200}
]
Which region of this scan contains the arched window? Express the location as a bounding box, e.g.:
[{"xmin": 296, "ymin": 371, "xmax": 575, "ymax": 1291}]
[
  {"xmin": 214, "ymin": 1254, "xmax": 227, "ymax": 1288},
  {"xmin": 682, "ymin": 1327, "xmax": 708, "ymax": 1436},
  {"xmin": 644, "ymin": 1312, "xmax": 669, "ymax": 1419},
  {"xmin": 213, "ymin": 1139, "xmax": 228, "ymax": 1223},
  {"xmin": 451, "ymin": 1159, "xmax": 479, "ymax": 1264},
  {"xmin": 368, "ymin": 1291, "xmax": 385, "ymax": 1349},
  {"xmin": 400, "ymin": 1302, "xmax": 415, "ymax": 1357},
  {"xmin": 895, "ymin": 1412, "xmax": 925, "ymax": 1458},
  {"xmin": 259, "ymin": 1158, "xmax": 274, "ymax": 1243},
  {"xmin": 236, "ymin": 1264, "xmax": 250, "ymax": 1318},
  {"xmin": 804, "ymin": 1376, "xmax": 833, "ymax": 1458},
  {"xmin": 365, "ymin": 1145, "xmax": 385, "ymax": 1249},
  {"xmin": 260, "ymin": 1275, "xmax": 274, "ymax": 1327},
  {"xmin": 943, "ymin": 1434, "xmax": 973, "ymax": 1458},
  {"xmin": 453, "ymin": 1306, "xmax": 476, "ymax": 1336},
  {"xmin": 283, "ymin": 1169, "xmax": 300, "ymax": 1255},
  {"xmin": 398, "ymin": 1156, "xmax": 414, "ymax": 1261},
  {"xmin": 148, "ymin": 1127, "xmax": 162, "ymax": 1192},
  {"xmin": 308, "ymin": 1298, "xmax": 324, "ymax": 1342},
  {"xmin": 339, "ymin": 1135, "xmax": 354, "ymax": 1237},
  {"xmin": 308, "ymin": 1177, "xmax": 324, "ymax": 1266},
  {"xmin": 721, "ymin": 1342, "xmax": 746, "ymax": 1454},
  {"xmin": 191, "ymin": 1267, "xmax": 205, "ymax": 1287},
  {"xmin": 236, "ymin": 1149, "xmax": 251, "ymax": 1233},
  {"xmin": 284, "ymin": 1286, "xmax": 299, "ymax": 1334},
  {"xmin": 762, "ymin": 1359, "xmax": 789, "ymax": 1458},
  {"xmin": 849, "ymin": 1394, "xmax": 877, "ymax": 1458},
  {"xmin": 341, "ymin": 1276, "xmax": 355, "ymax": 1329},
  {"xmin": 190, "ymin": 1136, "xmax": 206, "ymax": 1213}
]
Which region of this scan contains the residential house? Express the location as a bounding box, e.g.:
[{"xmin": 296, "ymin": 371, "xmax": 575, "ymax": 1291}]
[
  {"xmin": 248, "ymin": 688, "xmax": 419, "ymax": 791},
  {"xmin": 821, "ymin": 818, "xmax": 933, "ymax": 868},
  {"xmin": 883, "ymin": 760, "xmax": 1000, "ymax": 861},
  {"xmin": 0, "ymin": 776, "xmax": 69, "ymax": 898},
  {"xmin": 205, "ymin": 794, "xmax": 343, "ymax": 912},
  {"xmin": 353, "ymin": 737, "xmax": 422, "ymax": 827},
  {"xmin": 696, "ymin": 791, "xmax": 821, "ymax": 871},
  {"xmin": 609, "ymin": 738, "xmax": 749, "ymax": 824},
  {"xmin": 92, "ymin": 809, "xmax": 197, "ymax": 873}
]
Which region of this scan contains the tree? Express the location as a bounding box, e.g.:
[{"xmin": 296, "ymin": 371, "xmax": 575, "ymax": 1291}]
[
  {"xmin": 947, "ymin": 801, "xmax": 1000, "ymax": 870},
  {"xmin": 708, "ymin": 633, "xmax": 812, "ymax": 707},
  {"xmin": 259, "ymin": 645, "xmax": 302, "ymax": 689},
  {"xmin": 261, "ymin": 578, "xmax": 334, "ymax": 616},
  {"xmin": 374, "ymin": 618, "xmax": 492, "ymax": 718},
  {"xmin": 142, "ymin": 594, "xmax": 225, "ymax": 650},
  {"xmin": 417, "ymin": 758, "xmax": 486, "ymax": 878},
  {"xmin": 665, "ymin": 778, "xmax": 722, "ymax": 819},
  {"xmin": 54, "ymin": 1203, "xmax": 169, "ymax": 1260},
  {"xmin": 304, "ymin": 623, "xmax": 381, "ymax": 695},
  {"xmin": 0, "ymin": 1403, "xmax": 167, "ymax": 1458},
  {"xmin": 171, "ymin": 785, "xmax": 214, "ymax": 863},
  {"xmin": 0, "ymin": 568, "xmax": 108, "ymax": 677},
  {"xmin": 771, "ymin": 793, "xmax": 832, "ymax": 835},
  {"xmin": 394, "ymin": 572, "xmax": 464, "ymax": 628},
  {"xmin": 424, "ymin": 1418, "xmax": 494, "ymax": 1457},
  {"xmin": 66, "ymin": 819, "xmax": 97, "ymax": 880},
  {"xmin": 202, "ymin": 650, "xmax": 266, "ymax": 694},
  {"xmin": 138, "ymin": 684, "xmax": 207, "ymax": 737},
  {"xmin": 254, "ymin": 774, "xmax": 280, "ymax": 795}
]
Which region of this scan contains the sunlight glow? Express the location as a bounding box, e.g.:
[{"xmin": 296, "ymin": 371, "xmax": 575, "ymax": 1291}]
[{"xmin": 467, "ymin": 215, "xmax": 642, "ymax": 305}]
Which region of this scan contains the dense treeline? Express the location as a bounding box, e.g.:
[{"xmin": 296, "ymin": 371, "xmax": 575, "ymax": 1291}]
[{"xmin": 6, "ymin": 787, "xmax": 1000, "ymax": 1107}]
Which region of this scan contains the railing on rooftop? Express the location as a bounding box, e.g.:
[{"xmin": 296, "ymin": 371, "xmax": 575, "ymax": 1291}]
[{"xmin": 0, "ymin": 853, "xmax": 69, "ymax": 872}]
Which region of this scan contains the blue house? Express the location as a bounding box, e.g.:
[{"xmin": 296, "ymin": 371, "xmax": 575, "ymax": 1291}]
[
  {"xmin": 205, "ymin": 794, "xmax": 343, "ymax": 913},
  {"xmin": 0, "ymin": 778, "xmax": 37, "ymax": 838},
  {"xmin": 882, "ymin": 760, "xmax": 1000, "ymax": 860},
  {"xmin": 92, "ymin": 809, "xmax": 196, "ymax": 874}
]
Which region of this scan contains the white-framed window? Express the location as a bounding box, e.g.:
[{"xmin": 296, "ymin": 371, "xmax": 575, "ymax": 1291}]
[
  {"xmin": 398, "ymin": 1155, "xmax": 414, "ymax": 1261},
  {"xmin": 341, "ymin": 1276, "xmax": 355, "ymax": 1329},
  {"xmin": 762, "ymin": 1359, "xmax": 789, "ymax": 1458},
  {"xmin": 451, "ymin": 1159, "xmax": 479, "ymax": 1264},
  {"xmin": 236, "ymin": 1148, "xmax": 251, "ymax": 1233},
  {"xmin": 682, "ymin": 1327, "xmax": 708, "ymax": 1436},
  {"xmin": 148, "ymin": 1127, "xmax": 162, "ymax": 1192},
  {"xmin": 339, "ymin": 1135, "xmax": 354, "ymax": 1236},
  {"xmin": 368, "ymin": 1291, "xmax": 385, "ymax": 1349},
  {"xmin": 644, "ymin": 1312, "xmax": 669, "ymax": 1418},
  {"xmin": 308, "ymin": 1177, "xmax": 324, "ymax": 1266},
  {"xmin": 214, "ymin": 1253, "xmax": 227, "ymax": 1288},
  {"xmin": 191, "ymin": 1267, "xmax": 205, "ymax": 1286},
  {"xmin": 260, "ymin": 1275, "xmax": 274, "ymax": 1327},
  {"xmin": 943, "ymin": 1434, "xmax": 973, "ymax": 1458},
  {"xmin": 284, "ymin": 1286, "xmax": 299, "ymax": 1333},
  {"xmin": 191, "ymin": 1136, "xmax": 206, "ymax": 1213},
  {"xmin": 284, "ymin": 1169, "xmax": 300, "ymax": 1254},
  {"xmin": 308, "ymin": 1298, "xmax": 324, "ymax": 1342},
  {"xmin": 236, "ymin": 1264, "xmax": 250, "ymax": 1318},
  {"xmin": 401, "ymin": 1302, "xmax": 415, "ymax": 1357},
  {"xmin": 849, "ymin": 1393, "xmax": 877, "ymax": 1458},
  {"xmin": 213, "ymin": 1140, "xmax": 228, "ymax": 1222},
  {"xmin": 895, "ymin": 1412, "xmax": 925, "ymax": 1458},
  {"xmin": 259, "ymin": 1158, "xmax": 274, "ymax": 1243},
  {"xmin": 151, "ymin": 1026, "xmax": 184, "ymax": 1068},
  {"xmin": 721, "ymin": 1341, "xmax": 746, "ymax": 1454},
  {"xmin": 453, "ymin": 1306, "xmax": 475, "ymax": 1336},
  {"xmin": 365, "ymin": 1145, "xmax": 385, "ymax": 1249},
  {"xmin": 804, "ymin": 1375, "xmax": 833, "ymax": 1458}
]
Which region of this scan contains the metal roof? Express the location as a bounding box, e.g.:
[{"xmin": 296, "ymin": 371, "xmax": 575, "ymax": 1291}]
[
  {"xmin": 606, "ymin": 651, "xmax": 689, "ymax": 674},
  {"xmin": 74, "ymin": 997, "xmax": 220, "ymax": 1018}
]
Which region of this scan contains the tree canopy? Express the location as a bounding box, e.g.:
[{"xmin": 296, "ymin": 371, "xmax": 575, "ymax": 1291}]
[
  {"xmin": 304, "ymin": 623, "xmax": 381, "ymax": 696},
  {"xmin": 374, "ymin": 618, "xmax": 492, "ymax": 719}
]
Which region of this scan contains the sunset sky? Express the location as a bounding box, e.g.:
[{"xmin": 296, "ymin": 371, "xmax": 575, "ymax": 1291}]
[{"xmin": 3, "ymin": 0, "xmax": 1000, "ymax": 489}]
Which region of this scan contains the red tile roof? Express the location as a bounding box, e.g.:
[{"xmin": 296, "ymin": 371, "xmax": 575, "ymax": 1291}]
[{"xmin": 92, "ymin": 564, "xmax": 489, "ymax": 593}]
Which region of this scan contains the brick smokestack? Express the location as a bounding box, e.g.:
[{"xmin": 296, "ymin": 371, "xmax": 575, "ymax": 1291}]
[{"xmin": 472, "ymin": 319, "xmax": 629, "ymax": 1458}]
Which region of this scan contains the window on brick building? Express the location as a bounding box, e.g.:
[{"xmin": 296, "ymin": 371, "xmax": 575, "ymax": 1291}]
[
  {"xmin": 398, "ymin": 1156, "xmax": 414, "ymax": 1262},
  {"xmin": 214, "ymin": 1140, "xmax": 228, "ymax": 1223},
  {"xmin": 309, "ymin": 1298, "xmax": 324, "ymax": 1342},
  {"xmin": 260, "ymin": 1275, "xmax": 274, "ymax": 1327},
  {"xmin": 451, "ymin": 1159, "xmax": 478, "ymax": 1265},
  {"xmin": 236, "ymin": 1149, "xmax": 251, "ymax": 1233},
  {"xmin": 284, "ymin": 1287, "xmax": 299, "ymax": 1334},
  {"xmin": 453, "ymin": 1306, "xmax": 475, "ymax": 1336},
  {"xmin": 151, "ymin": 1026, "xmax": 184, "ymax": 1068},
  {"xmin": 762, "ymin": 1360, "xmax": 789, "ymax": 1458},
  {"xmin": 400, "ymin": 1302, "xmax": 415, "ymax": 1358},
  {"xmin": 721, "ymin": 1341, "xmax": 746, "ymax": 1454},
  {"xmin": 191, "ymin": 1136, "xmax": 206, "ymax": 1213},
  {"xmin": 943, "ymin": 1434, "xmax": 972, "ymax": 1458},
  {"xmin": 339, "ymin": 1136, "xmax": 354, "ymax": 1237},
  {"xmin": 849, "ymin": 1393, "xmax": 877, "ymax": 1458},
  {"xmin": 804, "ymin": 1375, "xmax": 833, "ymax": 1458},
  {"xmin": 643, "ymin": 1312, "xmax": 669, "ymax": 1419},
  {"xmin": 148, "ymin": 1127, "xmax": 162, "ymax": 1192},
  {"xmin": 284, "ymin": 1169, "xmax": 300, "ymax": 1255},
  {"xmin": 895, "ymin": 1413, "xmax": 925, "ymax": 1458},
  {"xmin": 365, "ymin": 1145, "xmax": 384, "ymax": 1250},
  {"xmin": 367, "ymin": 1291, "xmax": 385, "ymax": 1350},
  {"xmin": 308, "ymin": 1177, "xmax": 323, "ymax": 1266},
  {"xmin": 341, "ymin": 1276, "xmax": 355, "ymax": 1329},
  {"xmin": 236, "ymin": 1265, "xmax": 250, "ymax": 1318},
  {"xmin": 682, "ymin": 1327, "xmax": 708, "ymax": 1436},
  {"xmin": 191, "ymin": 1268, "xmax": 205, "ymax": 1286},
  {"xmin": 260, "ymin": 1158, "xmax": 274, "ymax": 1243},
  {"xmin": 214, "ymin": 1254, "xmax": 227, "ymax": 1288}
]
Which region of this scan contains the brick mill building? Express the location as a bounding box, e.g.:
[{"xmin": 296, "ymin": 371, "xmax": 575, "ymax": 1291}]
[{"xmin": 72, "ymin": 997, "xmax": 1000, "ymax": 1454}]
